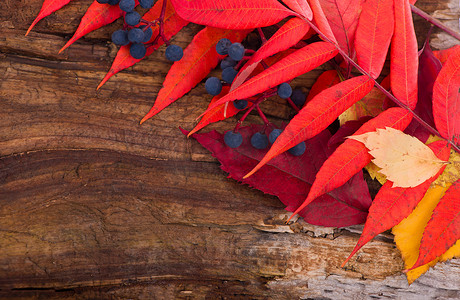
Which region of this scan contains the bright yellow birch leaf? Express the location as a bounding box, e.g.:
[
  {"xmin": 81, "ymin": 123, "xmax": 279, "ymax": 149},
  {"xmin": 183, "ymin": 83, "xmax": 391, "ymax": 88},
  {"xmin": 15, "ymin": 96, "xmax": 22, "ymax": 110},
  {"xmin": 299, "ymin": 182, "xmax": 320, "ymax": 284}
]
[
  {"xmin": 349, "ymin": 127, "xmax": 449, "ymax": 187},
  {"xmin": 392, "ymin": 184, "xmax": 460, "ymax": 284}
]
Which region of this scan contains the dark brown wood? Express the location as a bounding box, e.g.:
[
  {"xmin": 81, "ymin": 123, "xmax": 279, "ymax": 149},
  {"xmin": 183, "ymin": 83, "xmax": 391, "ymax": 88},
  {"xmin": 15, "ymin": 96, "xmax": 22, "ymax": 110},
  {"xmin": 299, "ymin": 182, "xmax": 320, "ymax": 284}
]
[{"xmin": 1, "ymin": 0, "xmax": 459, "ymax": 298}]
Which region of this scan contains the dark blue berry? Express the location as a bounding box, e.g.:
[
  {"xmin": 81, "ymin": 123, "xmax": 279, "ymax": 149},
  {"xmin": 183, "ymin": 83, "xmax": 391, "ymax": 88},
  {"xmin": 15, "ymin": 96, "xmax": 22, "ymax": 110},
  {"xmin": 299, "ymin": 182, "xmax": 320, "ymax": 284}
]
[
  {"xmin": 222, "ymin": 67, "xmax": 237, "ymax": 83},
  {"xmin": 250, "ymin": 132, "xmax": 269, "ymax": 150},
  {"xmin": 130, "ymin": 43, "xmax": 146, "ymax": 59},
  {"xmin": 128, "ymin": 28, "xmax": 144, "ymax": 44},
  {"xmin": 224, "ymin": 131, "xmax": 243, "ymax": 148},
  {"xmin": 165, "ymin": 44, "xmax": 183, "ymax": 61},
  {"xmin": 288, "ymin": 142, "xmax": 306, "ymax": 156},
  {"xmin": 97, "ymin": 0, "xmax": 110, "ymax": 3},
  {"xmin": 205, "ymin": 77, "xmax": 222, "ymax": 96},
  {"xmin": 139, "ymin": 0, "xmax": 154, "ymax": 8},
  {"xmin": 228, "ymin": 42, "xmax": 245, "ymax": 61},
  {"xmin": 269, "ymin": 129, "xmax": 283, "ymax": 144},
  {"xmin": 220, "ymin": 57, "xmax": 237, "ymax": 70},
  {"xmin": 233, "ymin": 100, "xmax": 248, "ymax": 110},
  {"xmin": 216, "ymin": 38, "xmax": 232, "ymax": 55},
  {"xmin": 108, "ymin": 0, "xmax": 120, "ymax": 5},
  {"xmin": 111, "ymin": 29, "xmax": 129, "ymax": 46},
  {"xmin": 119, "ymin": 0, "xmax": 135, "ymax": 12},
  {"xmin": 291, "ymin": 89, "xmax": 306, "ymax": 107},
  {"xmin": 140, "ymin": 25, "xmax": 153, "ymax": 42},
  {"xmin": 278, "ymin": 82, "xmax": 292, "ymax": 99},
  {"xmin": 125, "ymin": 11, "xmax": 141, "ymax": 26}
]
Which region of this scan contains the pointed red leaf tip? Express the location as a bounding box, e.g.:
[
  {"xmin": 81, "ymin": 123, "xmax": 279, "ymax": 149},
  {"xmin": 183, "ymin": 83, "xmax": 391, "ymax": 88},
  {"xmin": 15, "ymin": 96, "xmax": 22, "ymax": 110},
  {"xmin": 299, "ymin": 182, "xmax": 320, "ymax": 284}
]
[
  {"xmin": 26, "ymin": 0, "xmax": 73, "ymax": 36},
  {"xmin": 316, "ymin": 0, "xmax": 363, "ymax": 56},
  {"xmin": 59, "ymin": 1, "xmax": 130, "ymax": 53},
  {"xmin": 140, "ymin": 27, "xmax": 250, "ymax": 124},
  {"xmin": 183, "ymin": 125, "xmax": 372, "ymax": 227},
  {"xmin": 97, "ymin": 0, "xmax": 188, "ymax": 90},
  {"xmin": 307, "ymin": 0, "xmax": 337, "ymax": 44},
  {"xmin": 390, "ymin": 0, "xmax": 418, "ymax": 110},
  {"xmin": 287, "ymin": 107, "xmax": 413, "ymax": 223},
  {"xmin": 282, "ymin": 0, "xmax": 313, "ymax": 20},
  {"xmin": 433, "ymin": 45, "xmax": 460, "ymax": 65},
  {"xmin": 202, "ymin": 42, "xmax": 338, "ymax": 117},
  {"xmin": 170, "ymin": 0, "xmax": 294, "ymax": 29},
  {"xmin": 306, "ymin": 70, "xmax": 341, "ymax": 102},
  {"xmin": 433, "ymin": 46, "xmax": 460, "ymax": 145},
  {"xmin": 341, "ymin": 140, "xmax": 451, "ymax": 268},
  {"xmin": 244, "ymin": 76, "xmax": 374, "ymax": 179},
  {"xmin": 231, "ymin": 17, "xmax": 310, "ymax": 92},
  {"xmin": 408, "ymin": 179, "xmax": 460, "ymax": 271},
  {"xmin": 354, "ymin": 0, "xmax": 394, "ymax": 79}
]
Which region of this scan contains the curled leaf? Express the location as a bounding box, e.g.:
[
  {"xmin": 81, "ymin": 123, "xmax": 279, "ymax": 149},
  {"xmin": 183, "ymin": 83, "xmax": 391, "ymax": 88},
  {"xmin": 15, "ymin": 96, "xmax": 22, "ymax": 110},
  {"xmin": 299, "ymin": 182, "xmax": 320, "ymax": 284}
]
[{"xmin": 349, "ymin": 127, "xmax": 449, "ymax": 188}]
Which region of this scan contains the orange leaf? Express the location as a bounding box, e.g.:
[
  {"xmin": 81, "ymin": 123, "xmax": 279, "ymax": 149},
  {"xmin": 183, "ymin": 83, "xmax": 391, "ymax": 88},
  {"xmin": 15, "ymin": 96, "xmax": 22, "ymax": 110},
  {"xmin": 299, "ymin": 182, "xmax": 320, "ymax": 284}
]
[
  {"xmin": 288, "ymin": 107, "xmax": 413, "ymax": 220},
  {"xmin": 204, "ymin": 42, "xmax": 338, "ymax": 114},
  {"xmin": 433, "ymin": 46, "xmax": 460, "ymax": 144},
  {"xmin": 281, "ymin": 0, "xmax": 313, "ymax": 20},
  {"xmin": 231, "ymin": 17, "xmax": 310, "ymax": 91},
  {"xmin": 390, "ymin": 0, "xmax": 418, "ymax": 110},
  {"xmin": 26, "ymin": 0, "xmax": 73, "ymax": 36},
  {"xmin": 60, "ymin": 1, "xmax": 133, "ymax": 53},
  {"xmin": 140, "ymin": 27, "xmax": 250, "ymax": 123},
  {"xmin": 170, "ymin": 0, "xmax": 294, "ymax": 29},
  {"xmin": 342, "ymin": 140, "xmax": 451, "ymax": 267},
  {"xmin": 244, "ymin": 76, "xmax": 374, "ymax": 179},
  {"xmin": 409, "ymin": 179, "xmax": 460, "ymax": 270},
  {"xmin": 433, "ymin": 45, "xmax": 460, "ymax": 65},
  {"xmin": 97, "ymin": 0, "xmax": 188, "ymax": 89},
  {"xmin": 354, "ymin": 0, "xmax": 394, "ymax": 78}
]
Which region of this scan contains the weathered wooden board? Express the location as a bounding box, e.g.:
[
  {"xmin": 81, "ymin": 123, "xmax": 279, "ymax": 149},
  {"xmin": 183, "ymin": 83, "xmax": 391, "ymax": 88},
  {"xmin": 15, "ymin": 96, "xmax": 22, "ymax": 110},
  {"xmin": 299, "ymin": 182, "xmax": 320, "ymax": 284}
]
[{"xmin": 1, "ymin": 0, "xmax": 459, "ymax": 299}]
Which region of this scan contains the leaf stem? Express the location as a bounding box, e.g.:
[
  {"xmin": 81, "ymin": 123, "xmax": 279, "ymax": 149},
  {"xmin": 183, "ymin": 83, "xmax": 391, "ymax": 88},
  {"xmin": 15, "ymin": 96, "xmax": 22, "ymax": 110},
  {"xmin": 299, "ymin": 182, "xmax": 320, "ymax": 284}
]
[
  {"xmin": 410, "ymin": 4, "xmax": 460, "ymax": 42},
  {"xmin": 302, "ymin": 18, "xmax": 460, "ymax": 153}
]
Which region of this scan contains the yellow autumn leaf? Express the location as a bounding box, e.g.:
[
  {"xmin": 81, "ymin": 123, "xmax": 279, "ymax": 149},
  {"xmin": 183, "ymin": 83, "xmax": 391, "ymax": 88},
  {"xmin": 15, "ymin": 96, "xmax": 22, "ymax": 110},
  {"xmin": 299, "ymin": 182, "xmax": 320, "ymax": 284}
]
[
  {"xmin": 339, "ymin": 86, "xmax": 386, "ymax": 125},
  {"xmin": 349, "ymin": 127, "xmax": 449, "ymax": 187},
  {"xmin": 364, "ymin": 161, "xmax": 387, "ymax": 185},
  {"xmin": 392, "ymin": 184, "xmax": 460, "ymax": 284}
]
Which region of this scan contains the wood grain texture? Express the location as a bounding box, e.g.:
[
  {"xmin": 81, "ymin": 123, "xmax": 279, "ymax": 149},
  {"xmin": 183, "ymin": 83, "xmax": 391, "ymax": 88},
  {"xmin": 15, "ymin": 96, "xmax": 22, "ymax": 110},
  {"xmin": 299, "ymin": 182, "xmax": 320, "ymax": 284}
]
[{"xmin": 0, "ymin": 0, "xmax": 459, "ymax": 299}]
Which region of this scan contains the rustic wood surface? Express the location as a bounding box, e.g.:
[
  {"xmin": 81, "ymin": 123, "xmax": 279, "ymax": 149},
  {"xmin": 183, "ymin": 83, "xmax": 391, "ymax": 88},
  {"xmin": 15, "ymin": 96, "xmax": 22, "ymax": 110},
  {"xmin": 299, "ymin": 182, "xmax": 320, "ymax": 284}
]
[{"xmin": 1, "ymin": 0, "xmax": 459, "ymax": 299}]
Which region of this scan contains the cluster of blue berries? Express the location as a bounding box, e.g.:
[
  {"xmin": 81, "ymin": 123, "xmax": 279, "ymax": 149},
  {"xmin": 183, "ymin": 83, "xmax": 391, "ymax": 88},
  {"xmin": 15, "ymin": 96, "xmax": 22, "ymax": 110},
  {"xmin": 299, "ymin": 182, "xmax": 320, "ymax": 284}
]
[
  {"xmin": 204, "ymin": 39, "xmax": 245, "ymax": 97},
  {"xmin": 224, "ymin": 128, "xmax": 306, "ymax": 156},
  {"xmin": 101, "ymin": 0, "xmax": 183, "ymax": 61}
]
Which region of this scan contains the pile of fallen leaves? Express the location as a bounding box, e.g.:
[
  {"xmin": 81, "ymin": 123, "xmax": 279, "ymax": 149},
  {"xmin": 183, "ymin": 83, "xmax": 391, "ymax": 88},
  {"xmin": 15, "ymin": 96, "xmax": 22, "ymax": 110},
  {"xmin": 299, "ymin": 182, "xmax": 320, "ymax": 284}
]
[{"xmin": 28, "ymin": 0, "xmax": 459, "ymax": 283}]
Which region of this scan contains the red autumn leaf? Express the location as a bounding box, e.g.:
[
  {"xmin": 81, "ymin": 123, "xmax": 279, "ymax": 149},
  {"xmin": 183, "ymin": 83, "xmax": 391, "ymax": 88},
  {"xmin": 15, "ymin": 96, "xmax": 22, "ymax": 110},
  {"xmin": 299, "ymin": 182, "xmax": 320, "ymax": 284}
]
[
  {"xmin": 231, "ymin": 17, "xmax": 310, "ymax": 91},
  {"xmin": 390, "ymin": 0, "xmax": 418, "ymax": 110},
  {"xmin": 182, "ymin": 125, "xmax": 372, "ymax": 227},
  {"xmin": 204, "ymin": 42, "xmax": 338, "ymax": 114},
  {"xmin": 288, "ymin": 107, "xmax": 413, "ymax": 220},
  {"xmin": 26, "ymin": 0, "xmax": 74, "ymax": 36},
  {"xmin": 306, "ymin": 70, "xmax": 341, "ymax": 102},
  {"xmin": 307, "ymin": 0, "xmax": 337, "ymax": 44},
  {"xmin": 170, "ymin": 0, "xmax": 294, "ymax": 29},
  {"xmin": 60, "ymin": 1, "xmax": 137, "ymax": 53},
  {"xmin": 409, "ymin": 179, "xmax": 460, "ymax": 270},
  {"xmin": 354, "ymin": 0, "xmax": 394, "ymax": 79},
  {"xmin": 282, "ymin": 0, "xmax": 313, "ymax": 20},
  {"xmin": 140, "ymin": 27, "xmax": 250, "ymax": 123},
  {"xmin": 433, "ymin": 46, "xmax": 460, "ymax": 145},
  {"xmin": 317, "ymin": 0, "xmax": 363, "ymax": 56},
  {"xmin": 187, "ymin": 86, "xmax": 253, "ymax": 137},
  {"xmin": 342, "ymin": 140, "xmax": 451, "ymax": 267},
  {"xmin": 97, "ymin": 0, "xmax": 188, "ymax": 89},
  {"xmin": 433, "ymin": 45, "xmax": 460, "ymax": 65},
  {"xmin": 327, "ymin": 116, "xmax": 372, "ymax": 149},
  {"xmin": 244, "ymin": 76, "xmax": 374, "ymax": 178},
  {"xmin": 404, "ymin": 38, "xmax": 442, "ymax": 142}
]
